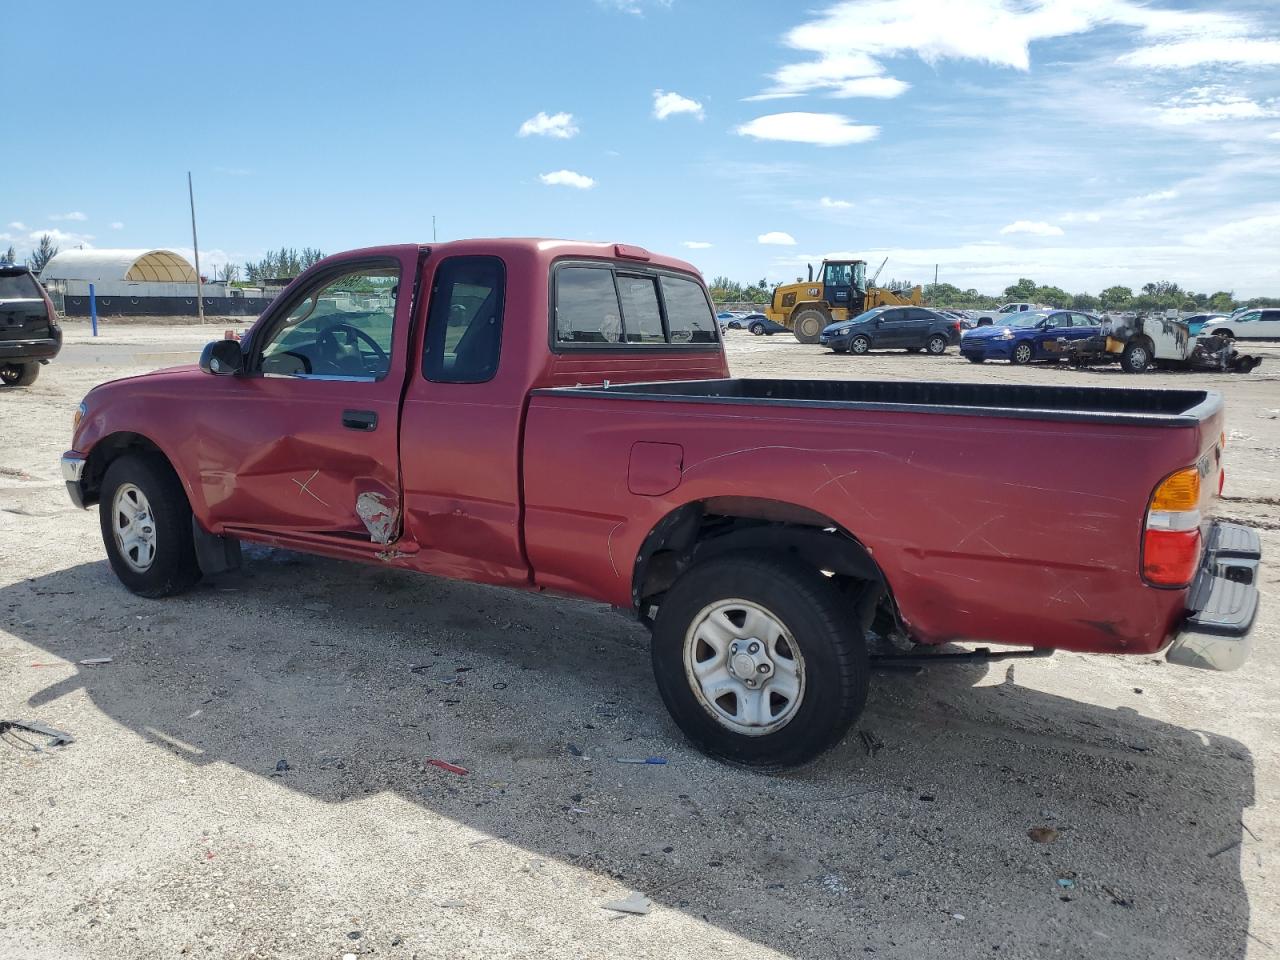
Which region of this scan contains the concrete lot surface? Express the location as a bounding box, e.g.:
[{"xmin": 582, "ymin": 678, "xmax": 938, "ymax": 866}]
[{"xmin": 2, "ymin": 322, "xmax": 1278, "ymax": 959}]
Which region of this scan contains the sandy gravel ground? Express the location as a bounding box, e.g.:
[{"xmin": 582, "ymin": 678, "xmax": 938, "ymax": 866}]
[{"xmin": 2, "ymin": 321, "xmax": 1278, "ymax": 959}]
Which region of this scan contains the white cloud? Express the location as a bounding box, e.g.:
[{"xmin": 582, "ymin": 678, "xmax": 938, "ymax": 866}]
[
  {"xmin": 1269, "ymin": 131, "xmax": 1280, "ymax": 141},
  {"xmin": 8, "ymin": 221, "xmax": 27, "ymax": 231},
  {"xmin": 539, "ymin": 169, "xmax": 596, "ymax": 189},
  {"xmin": 1132, "ymin": 189, "xmax": 1178, "ymax": 203},
  {"xmin": 737, "ymin": 112, "xmax": 878, "ymax": 146},
  {"xmin": 1000, "ymin": 220, "xmax": 1064, "ymax": 237},
  {"xmin": 1120, "ymin": 38, "xmax": 1280, "ymax": 69},
  {"xmin": 819, "ymin": 196, "xmax": 853, "ymax": 209},
  {"xmin": 518, "ymin": 111, "xmax": 579, "ymax": 139},
  {"xmin": 758, "ymin": 231, "xmax": 797, "ymax": 246},
  {"xmin": 752, "ymin": 0, "xmax": 1265, "ymax": 101},
  {"xmin": 682, "ymin": 241, "xmax": 713, "ymax": 249},
  {"xmin": 595, "ymin": 0, "xmax": 671, "ymax": 14},
  {"xmin": 48, "ymin": 211, "xmax": 87, "ymax": 221},
  {"xmin": 110, "ymin": 221, "xmax": 124, "ymax": 230},
  {"xmin": 1155, "ymin": 88, "xmax": 1277, "ymax": 126},
  {"xmin": 652, "ymin": 90, "xmax": 704, "ymax": 120}
]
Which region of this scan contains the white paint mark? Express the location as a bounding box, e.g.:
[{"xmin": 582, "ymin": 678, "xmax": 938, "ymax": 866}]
[{"xmin": 291, "ymin": 470, "xmax": 329, "ymax": 506}]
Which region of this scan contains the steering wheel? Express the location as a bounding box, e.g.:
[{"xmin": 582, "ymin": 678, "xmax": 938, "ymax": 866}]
[{"xmin": 317, "ymin": 322, "xmax": 389, "ymax": 370}]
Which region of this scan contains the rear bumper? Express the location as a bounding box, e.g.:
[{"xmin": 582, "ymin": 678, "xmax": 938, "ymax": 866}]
[
  {"xmin": 1166, "ymin": 521, "xmax": 1262, "ymax": 671},
  {"xmin": 0, "ymin": 334, "xmax": 62, "ymax": 362}
]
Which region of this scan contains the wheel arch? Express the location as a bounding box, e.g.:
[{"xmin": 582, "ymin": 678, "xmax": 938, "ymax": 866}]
[
  {"xmin": 82, "ymin": 431, "xmax": 174, "ymax": 508},
  {"xmin": 631, "ymin": 496, "xmax": 900, "ymax": 634}
]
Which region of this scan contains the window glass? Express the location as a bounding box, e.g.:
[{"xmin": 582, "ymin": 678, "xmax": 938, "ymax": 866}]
[
  {"xmin": 1240, "ymin": 311, "xmax": 1260, "ymax": 322},
  {"xmin": 0, "ymin": 271, "xmax": 41, "ymax": 299},
  {"xmin": 556, "ymin": 267, "xmax": 623, "ymax": 343},
  {"xmin": 259, "ymin": 266, "xmax": 398, "ymax": 378},
  {"xmin": 823, "ymin": 262, "xmax": 852, "ymax": 286},
  {"xmin": 661, "ymin": 275, "xmax": 717, "ymax": 343},
  {"xmin": 617, "ymin": 275, "xmax": 665, "ymax": 343},
  {"xmin": 423, "ymin": 256, "xmax": 505, "ymax": 384}
]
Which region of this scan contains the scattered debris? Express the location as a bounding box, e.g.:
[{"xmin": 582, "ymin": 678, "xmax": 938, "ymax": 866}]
[
  {"xmin": 859, "ymin": 730, "xmax": 884, "ymax": 756},
  {"xmin": 568, "ymin": 807, "xmax": 588, "ymax": 815},
  {"xmin": 78, "ymin": 656, "xmax": 113, "ymax": 665},
  {"xmin": 275, "ymin": 759, "xmax": 290, "ymax": 773},
  {"xmin": 818, "ymin": 874, "xmax": 849, "ymax": 895},
  {"xmin": 602, "ymin": 892, "xmax": 652, "ymax": 916},
  {"xmin": 567, "ymin": 743, "xmax": 584, "ymax": 757},
  {"xmin": 1101, "ymin": 884, "xmax": 1133, "ymax": 907},
  {"xmin": 952, "ymin": 914, "xmax": 966, "ymax": 922},
  {"xmin": 346, "ymin": 931, "xmax": 362, "ymax": 940},
  {"xmin": 919, "ymin": 794, "xmax": 935, "ymax": 802},
  {"xmin": 427, "ymin": 759, "xmax": 469, "ymax": 776},
  {"xmin": 492, "ymin": 682, "xmax": 508, "ymax": 690},
  {"xmin": 615, "ymin": 757, "xmax": 666, "ymax": 765},
  {"xmin": 1028, "ymin": 827, "xmax": 1060, "ymax": 844},
  {"xmin": 437, "ymin": 899, "xmax": 467, "ymax": 909},
  {"xmin": 1057, "ymin": 878, "xmax": 1075, "ymax": 889},
  {"xmin": 1133, "ymin": 687, "xmax": 1143, "ymax": 694},
  {"xmin": 0, "ymin": 719, "xmax": 74, "ymax": 750}
]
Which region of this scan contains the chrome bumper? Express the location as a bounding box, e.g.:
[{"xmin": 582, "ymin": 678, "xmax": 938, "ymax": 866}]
[
  {"xmin": 61, "ymin": 453, "xmax": 88, "ymax": 509},
  {"xmin": 1166, "ymin": 522, "xmax": 1261, "ymax": 672}
]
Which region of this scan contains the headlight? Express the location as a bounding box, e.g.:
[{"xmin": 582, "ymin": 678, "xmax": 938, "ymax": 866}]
[
  {"xmin": 73, "ymin": 401, "xmax": 87, "ymax": 432},
  {"xmin": 996, "ymin": 331, "xmax": 1016, "ymax": 340}
]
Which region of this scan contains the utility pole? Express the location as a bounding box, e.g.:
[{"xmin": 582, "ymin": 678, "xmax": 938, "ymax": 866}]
[
  {"xmin": 188, "ymin": 171, "xmax": 205, "ymax": 324},
  {"xmin": 432, "ymin": 215, "xmax": 437, "ymax": 243}
]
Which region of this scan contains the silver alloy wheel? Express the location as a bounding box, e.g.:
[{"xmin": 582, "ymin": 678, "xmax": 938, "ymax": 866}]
[
  {"xmin": 683, "ymin": 599, "xmax": 806, "ymax": 736},
  {"xmin": 851, "ymin": 337, "xmax": 870, "ymax": 354},
  {"xmin": 927, "ymin": 336, "xmax": 946, "ymax": 354},
  {"xmin": 1129, "ymin": 345, "xmax": 1149, "ymax": 369},
  {"xmin": 112, "ymin": 482, "xmax": 158, "ymax": 572},
  {"xmin": 1013, "ymin": 343, "xmax": 1032, "ymax": 363}
]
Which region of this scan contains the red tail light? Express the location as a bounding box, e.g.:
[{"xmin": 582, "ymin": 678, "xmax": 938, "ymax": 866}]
[{"xmin": 1142, "ymin": 466, "xmax": 1204, "ymax": 587}]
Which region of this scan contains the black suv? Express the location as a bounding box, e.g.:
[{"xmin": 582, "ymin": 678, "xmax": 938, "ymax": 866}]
[
  {"xmin": 820, "ymin": 306, "xmax": 962, "ymax": 355},
  {"xmin": 0, "ymin": 264, "xmax": 61, "ymax": 386}
]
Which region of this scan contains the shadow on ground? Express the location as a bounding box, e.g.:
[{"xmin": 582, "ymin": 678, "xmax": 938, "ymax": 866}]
[{"xmin": 5, "ymin": 550, "xmax": 1255, "ymax": 958}]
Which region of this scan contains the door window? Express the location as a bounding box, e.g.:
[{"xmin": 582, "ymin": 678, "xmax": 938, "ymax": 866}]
[
  {"xmin": 423, "ymin": 256, "xmax": 506, "ymax": 383},
  {"xmin": 1238, "ymin": 311, "xmax": 1261, "ymax": 323},
  {"xmin": 259, "ymin": 265, "xmax": 399, "ymax": 379}
]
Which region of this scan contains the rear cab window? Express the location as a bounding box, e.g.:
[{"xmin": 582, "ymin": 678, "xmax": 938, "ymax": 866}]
[{"xmin": 553, "ymin": 262, "xmax": 718, "ymax": 349}]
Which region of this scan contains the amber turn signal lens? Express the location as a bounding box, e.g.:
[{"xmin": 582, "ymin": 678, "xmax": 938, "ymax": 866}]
[{"xmin": 1151, "ymin": 467, "xmax": 1200, "ymax": 512}]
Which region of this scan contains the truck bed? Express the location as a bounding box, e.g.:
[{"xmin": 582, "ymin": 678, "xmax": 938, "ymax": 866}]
[
  {"xmin": 523, "ymin": 376, "xmax": 1225, "ymax": 657},
  {"xmin": 535, "ymin": 378, "xmax": 1220, "ymax": 426}
]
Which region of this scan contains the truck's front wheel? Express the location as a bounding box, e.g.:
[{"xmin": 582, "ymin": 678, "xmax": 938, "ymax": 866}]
[
  {"xmin": 650, "ymin": 555, "xmax": 868, "ymax": 769},
  {"xmin": 99, "ymin": 454, "xmax": 202, "ymax": 598}
]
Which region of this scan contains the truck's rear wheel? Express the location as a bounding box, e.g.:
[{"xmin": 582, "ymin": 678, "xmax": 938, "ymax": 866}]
[
  {"xmin": 1120, "ymin": 341, "xmax": 1151, "ymax": 373},
  {"xmin": 791, "ymin": 309, "xmax": 826, "ymax": 344},
  {"xmin": 99, "ymin": 454, "xmax": 202, "ymax": 598},
  {"xmin": 650, "ymin": 554, "xmax": 868, "ymax": 769},
  {"xmin": 0, "ymin": 362, "xmax": 39, "ymax": 386}
]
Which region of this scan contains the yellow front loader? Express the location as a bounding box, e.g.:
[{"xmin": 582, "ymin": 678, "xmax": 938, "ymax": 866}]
[{"xmin": 765, "ymin": 259, "xmax": 923, "ymax": 343}]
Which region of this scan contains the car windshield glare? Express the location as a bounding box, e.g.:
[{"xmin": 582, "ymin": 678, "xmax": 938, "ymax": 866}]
[
  {"xmin": 849, "ymin": 308, "xmax": 885, "ymax": 324},
  {"xmin": 1005, "ymin": 314, "xmax": 1046, "ymax": 328}
]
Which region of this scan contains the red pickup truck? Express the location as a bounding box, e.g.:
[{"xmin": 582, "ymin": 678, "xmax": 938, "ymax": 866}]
[{"xmin": 62, "ymin": 239, "xmax": 1261, "ymax": 768}]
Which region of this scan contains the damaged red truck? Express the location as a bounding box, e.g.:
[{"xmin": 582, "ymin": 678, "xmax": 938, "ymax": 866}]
[{"xmin": 62, "ymin": 240, "xmax": 1261, "ymax": 768}]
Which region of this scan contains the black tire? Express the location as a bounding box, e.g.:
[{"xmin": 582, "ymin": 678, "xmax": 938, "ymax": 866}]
[
  {"xmin": 791, "ymin": 309, "xmax": 827, "ymax": 344},
  {"xmin": 1120, "ymin": 340, "xmax": 1151, "ymax": 373},
  {"xmin": 1010, "ymin": 342, "xmax": 1033, "ymax": 365},
  {"xmin": 0, "ymin": 362, "xmax": 40, "ymax": 386},
  {"xmin": 966, "ymin": 355, "xmax": 986, "ymax": 364},
  {"xmin": 651, "ymin": 554, "xmax": 869, "ymax": 769},
  {"xmin": 749, "ymin": 322, "xmax": 766, "ymax": 336},
  {"xmin": 849, "ymin": 335, "xmax": 871, "ymax": 355},
  {"xmin": 925, "ymin": 334, "xmax": 948, "ymax": 355},
  {"xmin": 98, "ymin": 453, "xmax": 202, "ymax": 598}
]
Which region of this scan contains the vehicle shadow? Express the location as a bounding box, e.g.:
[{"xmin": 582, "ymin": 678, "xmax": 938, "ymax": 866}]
[{"xmin": 6, "ymin": 553, "xmax": 1254, "ymax": 959}]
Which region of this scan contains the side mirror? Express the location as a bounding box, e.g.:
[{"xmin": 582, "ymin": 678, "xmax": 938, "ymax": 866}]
[{"xmin": 200, "ymin": 339, "xmax": 244, "ymax": 376}]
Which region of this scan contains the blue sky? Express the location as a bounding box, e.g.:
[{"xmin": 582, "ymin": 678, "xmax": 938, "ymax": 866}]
[{"xmin": 4, "ymin": 0, "xmax": 1279, "ymax": 295}]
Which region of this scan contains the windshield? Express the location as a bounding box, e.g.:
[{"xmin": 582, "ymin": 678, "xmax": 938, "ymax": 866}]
[
  {"xmin": 848, "ymin": 307, "xmax": 886, "ymax": 324},
  {"xmin": 852, "ymin": 261, "xmax": 866, "ymax": 288},
  {"xmin": 1003, "ymin": 314, "xmax": 1046, "ymax": 328}
]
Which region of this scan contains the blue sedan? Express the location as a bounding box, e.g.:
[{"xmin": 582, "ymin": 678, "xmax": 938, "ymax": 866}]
[{"xmin": 960, "ymin": 310, "xmax": 1101, "ymax": 364}]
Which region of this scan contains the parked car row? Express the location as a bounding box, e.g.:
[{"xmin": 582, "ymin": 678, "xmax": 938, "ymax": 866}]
[{"xmin": 717, "ymin": 311, "xmax": 789, "ymax": 336}]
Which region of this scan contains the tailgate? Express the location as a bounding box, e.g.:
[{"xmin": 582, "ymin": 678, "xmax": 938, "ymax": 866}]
[{"xmin": 0, "ymin": 298, "xmax": 53, "ymax": 342}]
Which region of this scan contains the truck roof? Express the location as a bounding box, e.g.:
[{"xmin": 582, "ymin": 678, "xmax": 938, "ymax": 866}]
[{"xmin": 324, "ymin": 238, "xmax": 702, "ymax": 279}]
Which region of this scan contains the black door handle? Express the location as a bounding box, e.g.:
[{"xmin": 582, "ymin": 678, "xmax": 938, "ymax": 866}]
[{"xmin": 342, "ymin": 409, "xmax": 378, "ymax": 431}]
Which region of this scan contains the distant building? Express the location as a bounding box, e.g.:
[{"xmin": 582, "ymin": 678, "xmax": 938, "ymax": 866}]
[{"xmin": 41, "ymin": 248, "xmax": 276, "ymax": 318}]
